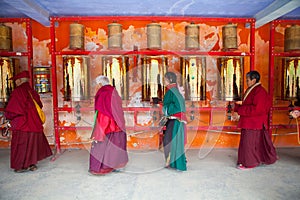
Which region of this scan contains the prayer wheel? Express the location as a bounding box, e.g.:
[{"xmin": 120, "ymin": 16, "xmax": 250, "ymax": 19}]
[
  {"xmin": 69, "ymin": 23, "xmax": 85, "ymax": 50},
  {"xmin": 0, "ymin": 57, "xmax": 19, "ymax": 102},
  {"xmin": 102, "ymin": 56, "xmax": 129, "ymax": 100},
  {"xmin": 185, "ymin": 23, "xmax": 199, "ymax": 50},
  {"xmin": 147, "ymin": 23, "xmax": 161, "ymax": 49},
  {"xmin": 217, "ymin": 57, "xmax": 243, "ymax": 101},
  {"xmin": 33, "ymin": 67, "xmax": 51, "ymax": 93},
  {"xmin": 222, "ymin": 24, "xmax": 238, "ymax": 50},
  {"xmin": 108, "ymin": 23, "xmax": 122, "ymax": 49},
  {"xmin": 284, "ymin": 25, "xmax": 300, "ymax": 52},
  {"xmin": 63, "ymin": 56, "xmax": 90, "ymax": 101},
  {"xmin": 181, "ymin": 56, "xmax": 206, "ymax": 101},
  {"xmin": 141, "ymin": 56, "xmax": 167, "ymax": 101},
  {"xmin": 0, "ymin": 24, "xmax": 12, "ymax": 51},
  {"xmin": 283, "ymin": 58, "xmax": 300, "ymax": 100}
]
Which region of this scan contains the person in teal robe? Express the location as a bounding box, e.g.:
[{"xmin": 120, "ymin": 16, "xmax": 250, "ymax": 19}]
[{"xmin": 162, "ymin": 72, "xmax": 187, "ymax": 171}]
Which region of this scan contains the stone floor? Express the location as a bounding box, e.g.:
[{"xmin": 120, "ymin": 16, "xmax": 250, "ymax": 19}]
[{"xmin": 0, "ymin": 147, "xmax": 299, "ymax": 200}]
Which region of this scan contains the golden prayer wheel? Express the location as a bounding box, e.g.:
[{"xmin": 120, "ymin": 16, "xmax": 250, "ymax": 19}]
[
  {"xmin": 181, "ymin": 56, "xmax": 206, "ymax": 101},
  {"xmin": 69, "ymin": 23, "xmax": 85, "ymax": 50},
  {"xmin": 102, "ymin": 56, "xmax": 129, "ymax": 100},
  {"xmin": 284, "ymin": 25, "xmax": 300, "ymax": 52},
  {"xmin": 217, "ymin": 57, "xmax": 243, "ymax": 101},
  {"xmin": 63, "ymin": 56, "xmax": 90, "ymax": 101},
  {"xmin": 283, "ymin": 58, "xmax": 300, "ymax": 100},
  {"xmin": 147, "ymin": 23, "xmax": 161, "ymax": 49},
  {"xmin": 141, "ymin": 56, "xmax": 167, "ymax": 102},
  {"xmin": 33, "ymin": 67, "xmax": 51, "ymax": 93},
  {"xmin": 108, "ymin": 23, "xmax": 122, "ymax": 49},
  {"xmin": 0, "ymin": 24, "xmax": 13, "ymax": 51},
  {"xmin": 222, "ymin": 24, "xmax": 238, "ymax": 50},
  {"xmin": 185, "ymin": 23, "xmax": 199, "ymax": 50},
  {"xmin": 0, "ymin": 57, "xmax": 19, "ymax": 102}
]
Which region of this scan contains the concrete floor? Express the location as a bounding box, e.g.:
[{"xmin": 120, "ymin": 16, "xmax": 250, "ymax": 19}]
[{"xmin": 0, "ymin": 147, "xmax": 299, "ymax": 200}]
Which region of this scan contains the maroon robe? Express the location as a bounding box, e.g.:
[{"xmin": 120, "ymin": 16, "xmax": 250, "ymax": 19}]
[
  {"xmin": 234, "ymin": 84, "xmax": 271, "ymax": 129},
  {"xmin": 89, "ymin": 85, "xmax": 128, "ymax": 174},
  {"xmin": 234, "ymin": 83, "xmax": 277, "ymax": 168},
  {"xmin": 5, "ymin": 82, "xmax": 52, "ymax": 170}
]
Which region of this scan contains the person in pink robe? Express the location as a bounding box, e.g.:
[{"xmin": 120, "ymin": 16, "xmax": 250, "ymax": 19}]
[
  {"xmin": 234, "ymin": 70, "xmax": 278, "ymax": 170},
  {"xmin": 89, "ymin": 75, "xmax": 128, "ymax": 175},
  {"xmin": 5, "ymin": 70, "xmax": 52, "ymax": 173}
]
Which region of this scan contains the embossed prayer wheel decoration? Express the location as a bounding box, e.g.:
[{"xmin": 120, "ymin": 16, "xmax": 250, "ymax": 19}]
[
  {"xmin": 33, "ymin": 67, "xmax": 51, "ymax": 93},
  {"xmin": 283, "ymin": 58, "xmax": 300, "ymax": 100},
  {"xmin": 147, "ymin": 23, "xmax": 161, "ymax": 49},
  {"xmin": 108, "ymin": 23, "xmax": 122, "ymax": 49},
  {"xmin": 0, "ymin": 24, "xmax": 13, "ymax": 51},
  {"xmin": 222, "ymin": 24, "xmax": 238, "ymax": 50},
  {"xmin": 102, "ymin": 56, "xmax": 129, "ymax": 100},
  {"xmin": 0, "ymin": 57, "xmax": 19, "ymax": 102},
  {"xmin": 69, "ymin": 23, "xmax": 85, "ymax": 50},
  {"xmin": 185, "ymin": 23, "xmax": 199, "ymax": 50},
  {"xmin": 284, "ymin": 25, "xmax": 300, "ymax": 52},
  {"xmin": 217, "ymin": 57, "xmax": 243, "ymax": 101},
  {"xmin": 141, "ymin": 56, "xmax": 167, "ymax": 101},
  {"xmin": 181, "ymin": 56, "xmax": 206, "ymax": 100},
  {"xmin": 63, "ymin": 56, "xmax": 90, "ymax": 101}
]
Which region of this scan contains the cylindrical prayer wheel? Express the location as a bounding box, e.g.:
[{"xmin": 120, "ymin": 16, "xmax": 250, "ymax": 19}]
[
  {"xmin": 69, "ymin": 23, "xmax": 85, "ymax": 50},
  {"xmin": 102, "ymin": 56, "xmax": 129, "ymax": 100},
  {"xmin": 63, "ymin": 56, "xmax": 90, "ymax": 101},
  {"xmin": 147, "ymin": 23, "xmax": 161, "ymax": 49},
  {"xmin": 283, "ymin": 58, "xmax": 300, "ymax": 100},
  {"xmin": 284, "ymin": 25, "xmax": 300, "ymax": 52},
  {"xmin": 0, "ymin": 57, "xmax": 19, "ymax": 102},
  {"xmin": 33, "ymin": 67, "xmax": 51, "ymax": 93},
  {"xmin": 217, "ymin": 57, "xmax": 243, "ymax": 101},
  {"xmin": 0, "ymin": 24, "xmax": 12, "ymax": 51},
  {"xmin": 181, "ymin": 56, "xmax": 206, "ymax": 101},
  {"xmin": 108, "ymin": 23, "xmax": 122, "ymax": 49},
  {"xmin": 141, "ymin": 56, "xmax": 167, "ymax": 101},
  {"xmin": 222, "ymin": 24, "xmax": 238, "ymax": 50},
  {"xmin": 185, "ymin": 24, "xmax": 199, "ymax": 50}
]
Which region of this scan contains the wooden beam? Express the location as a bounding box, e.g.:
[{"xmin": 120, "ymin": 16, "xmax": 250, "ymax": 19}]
[
  {"xmin": 3, "ymin": 0, "xmax": 50, "ymax": 26},
  {"xmin": 255, "ymin": 0, "xmax": 300, "ymax": 28}
]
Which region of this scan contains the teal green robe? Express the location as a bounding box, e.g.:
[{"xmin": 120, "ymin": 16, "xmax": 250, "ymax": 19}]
[{"xmin": 163, "ymin": 84, "xmax": 187, "ymax": 171}]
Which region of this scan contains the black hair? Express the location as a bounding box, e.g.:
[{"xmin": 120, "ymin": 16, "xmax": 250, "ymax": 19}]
[
  {"xmin": 164, "ymin": 72, "xmax": 177, "ymax": 84},
  {"xmin": 246, "ymin": 70, "xmax": 260, "ymax": 83}
]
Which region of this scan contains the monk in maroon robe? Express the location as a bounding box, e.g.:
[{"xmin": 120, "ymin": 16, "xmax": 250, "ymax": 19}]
[
  {"xmin": 89, "ymin": 75, "xmax": 128, "ymax": 175},
  {"xmin": 5, "ymin": 71, "xmax": 52, "ymax": 173},
  {"xmin": 234, "ymin": 70, "xmax": 277, "ymax": 169}
]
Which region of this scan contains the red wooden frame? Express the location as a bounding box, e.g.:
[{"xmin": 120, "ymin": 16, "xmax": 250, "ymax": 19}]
[
  {"xmin": 50, "ymin": 16, "xmax": 256, "ymax": 153},
  {"xmin": 269, "ymin": 19, "xmax": 300, "ymax": 133}
]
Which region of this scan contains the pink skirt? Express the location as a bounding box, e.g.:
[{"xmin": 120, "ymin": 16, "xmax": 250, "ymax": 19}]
[{"xmin": 89, "ymin": 131, "xmax": 128, "ymax": 174}]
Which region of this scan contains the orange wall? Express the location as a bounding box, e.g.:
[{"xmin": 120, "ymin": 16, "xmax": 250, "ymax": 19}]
[{"xmin": 0, "ymin": 18, "xmax": 299, "ymax": 150}]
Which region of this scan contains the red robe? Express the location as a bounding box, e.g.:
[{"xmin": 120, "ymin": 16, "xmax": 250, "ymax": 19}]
[
  {"xmin": 89, "ymin": 85, "xmax": 128, "ymax": 174},
  {"xmin": 234, "ymin": 83, "xmax": 271, "ymax": 129},
  {"xmin": 5, "ymin": 82, "xmax": 52, "ymax": 170},
  {"xmin": 91, "ymin": 85, "xmax": 126, "ymax": 141},
  {"xmin": 234, "ymin": 83, "xmax": 277, "ymax": 167}
]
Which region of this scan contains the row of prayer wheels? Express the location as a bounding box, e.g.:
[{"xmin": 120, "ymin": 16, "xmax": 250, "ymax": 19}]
[
  {"xmin": 1, "ymin": 22, "xmax": 298, "ymax": 52},
  {"xmin": 69, "ymin": 22, "xmax": 239, "ymax": 51}
]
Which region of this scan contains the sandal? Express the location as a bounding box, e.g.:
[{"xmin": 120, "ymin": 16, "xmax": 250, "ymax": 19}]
[
  {"xmin": 88, "ymin": 170, "xmax": 105, "ymax": 176},
  {"xmin": 14, "ymin": 168, "xmax": 28, "ymax": 173},
  {"xmin": 236, "ymin": 164, "xmax": 255, "ymax": 170},
  {"xmin": 29, "ymin": 164, "xmax": 38, "ymax": 171}
]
